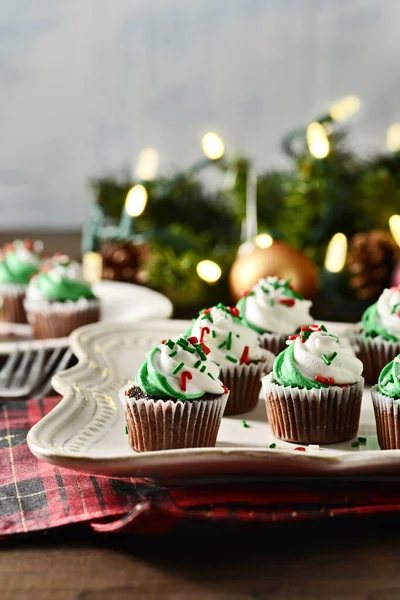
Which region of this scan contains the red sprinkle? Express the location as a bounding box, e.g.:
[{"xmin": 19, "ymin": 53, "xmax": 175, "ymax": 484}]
[
  {"xmin": 199, "ymin": 327, "xmax": 210, "ymax": 343},
  {"xmin": 227, "ymin": 306, "xmax": 240, "ymax": 317},
  {"xmin": 309, "ymin": 323, "xmax": 322, "ymax": 331},
  {"xmin": 23, "ymin": 238, "xmax": 34, "ymax": 251},
  {"xmin": 278, "ymin": 298, "xmax": 295, "ymax": 307},
  {"xmin": 300, "ymin": 326, "xmax": 311, "ymax": 333},
  {"xmin": 221, "ymin": 384, "xmax": 229, "ymax": 394},
  {"xmin": 161, "ymin": 339, "xmax": 167, "ymax": 344},
  {"xmin": 288, "ymin": 335, "xmax": 299, "ymax": 340},
  {"xmin": 187, "ymin": 336, "xmax": 199, "ymax": 344},
  {"xmin": 200, "ymin": 342, "xmax": 211, "ymax": 355},
  {"xmin": 242, "ymin": 290, "xmax": 250, "ymax": 297},
  {"xmin": 202, "ymin": 308, "xmax": 212, "ymax": 314},
  {"xmin": 315, "ymin": 375, "xmax": 335, "ymax": 386},
  {"xmin": 180, "ymin": 371, "xmax": 192, "ymax": 392},
  {"xmin": 294, "ymin": 447, "xmax": 306, "ymax": 452},
  {"xmin": 240, "ymin": 346, "xmax": 250, "ymax": 365}
]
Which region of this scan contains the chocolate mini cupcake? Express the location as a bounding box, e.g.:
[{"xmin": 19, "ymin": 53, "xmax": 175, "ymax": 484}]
[
  {"xmin": 357, "ymin": 286, "xmax": 400, "ymax": 384},
  {"xmin": 119, "ymin": 336, "xmax": 229, "ymax": 452},
  {"xmin": 237, "ymin": 276, "xmax": 313, "ymax": 355},
  {"xmin": 186, "ymin": 303, "xmax": 274, "ymax": 415},
  {"xmin": 371, "ymin": 355, "xmax": 400, "ymax": 449},
  {"xmin": 24, "ymin": 254, "xmax": 100, "ymax": 339},
  {"xmin": 263, "ymin": 324, "xmax": 364, "ymax": 444},
  {"xmin": 0, "ymin": 239, "xmax": 42, "ymax": 323}
]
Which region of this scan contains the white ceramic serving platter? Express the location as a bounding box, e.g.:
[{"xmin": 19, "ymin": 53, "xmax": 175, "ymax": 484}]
[
  {"xmin": 0, "ymin": 281, "xmax": 173, "ymax": 353},
  {"xmin": 27, "ymin": 319, "xmax": 400, "ymax": 482}
]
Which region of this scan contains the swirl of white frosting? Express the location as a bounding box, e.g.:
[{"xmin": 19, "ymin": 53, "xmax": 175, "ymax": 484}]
[
  {"xmin": 190, "ymin": 306, "xmax": 271, "ymax": 366},
  {"xmin": 376, "ymin": 287, "xmax": 400, "ymax": 338},
  {"xmin": 241, "ymin": 276, "xmax": 312, "ymax": 335},
  {"xmin": 292, "ymin": 330, "xmax": 363, "ymax": 385},
  {"xmin": 140, "ymin": 336, "xmax": 224, "ymax": 398},
  {"xmin": 25, "ymin": 258, "xmax": 89, "ymax": 304}
]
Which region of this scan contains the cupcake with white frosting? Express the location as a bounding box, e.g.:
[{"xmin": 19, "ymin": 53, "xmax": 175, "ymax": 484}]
[
  {"xmin": 357, "ymin": 286, "xmax": 400, "ymax": 384},
  {"xmin": 119, "ymin": 336, "xmax": 229, "ymax": 451},
  {"xmin": 263, "ymin": 324, "xmax": 364, "ymax": 444},
  {"xmin": 0, "ymin": 239, "xmax": 42, "ymax": 323},
  {"xmin": 236, "ymin": 276, "xmax": 313, "ymax": 355},
  {"xmin": 25, "ymin": 254, "xmax": 100, "ymax": 339},
  {"xmin": 186, "ymin": 303, "xmax": 275, "ymax": 415}
]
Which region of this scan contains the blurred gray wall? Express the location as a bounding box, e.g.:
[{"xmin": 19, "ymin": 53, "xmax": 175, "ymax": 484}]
[{"xmin": 0, "ymin": 0, "xmax": 398, "ymax": 230}]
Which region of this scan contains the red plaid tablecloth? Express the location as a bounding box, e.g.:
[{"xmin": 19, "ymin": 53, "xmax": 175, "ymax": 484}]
[{"xmin": 2, "ymin": 396, "xmax": 400, "ymax": 536}]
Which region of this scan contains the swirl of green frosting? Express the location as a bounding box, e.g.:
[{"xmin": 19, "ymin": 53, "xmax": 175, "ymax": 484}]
[
  {"xmin": 0, "ymin": 250, "xmax": 40, "ymax": 285},
  {"xmin": 378, "ymin": 355, "xmax": 400, "ymax": 398},
  {"xmin": 135, "ymin": 337, "xmax": 223, "ymax": 400},
  {"xmin": 362, "ymin": 303, "xmax": 398, "ymax": 342},
  {"xmin": 273, "ymin": 343, "xmax": 328, "ymax": 389},
  {"xmin": 30, "ymin": 260, "xmax": 96, "ymax": 302}
]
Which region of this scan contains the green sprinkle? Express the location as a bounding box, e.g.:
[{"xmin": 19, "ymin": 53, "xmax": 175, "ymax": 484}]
[
  {"xmin": 194, "ymin": 360, "xmax": 202, "ymax": 369},
  {"xmin": 125, "ymin": 426, "xmax": 128, "ymax": 435},
  {"xmin": 208, "ymin": 373, "xmax": 215, "ymax": 380},
  {"xmin": 201, "ymin": 313, "xmax": 213, "ymax": 323},
  {"xmin": 268, "ymin": 299, "xmax": 275, "ymax": 307},
  {"xmin": 322, "ymin": 354, "xmax": 330, "ymax": 365},
  {"xmin": 165, "ymin": 339, "xmax": 175, "ymax": 349},
  {"xmin": 226, "ymin": 355, "xmax": 238, "ymax": 363},
  {"xmin": 218, "ymin": 340, "xmax": 227, "ymax": 349},
  {"xmin": 261, "ymin": 286, "xmax": 269, "ymax": 294},
  {"xmin": 211, "ymin": 330, "xmax": 216, "ymax": 338},
  {"xmin": 177, "ymin": 339, "xmax": 188, "ymax": 349},
  {"xmin": 269, "ymin": 443, "xmax": 276, "ymax": 449},
  {"xmin": 173, "ymin": 362, "xmax": 184, "ymax": 374},
  {"xmin": 169, "ymin": 351, "xmax": 178, "ymax": 358},
  {"xmin": 358, "ymin": 436, "xmax": 367, "ymax": 444},
  {"xmin": 185, "ymin": 346, "xmax": 196, "ymax": 354},
  {"xmin": 241, "ymin": 419, "xmax": 248, "ymax": 428},
  {"xmin": 320, "ymin": 324, "xmax": 328, "ymax": 332},
  {"xmin": 200, "ymin": 365, "xmax": 206, "ymax": 373},
  {"xmin": 322, "ymin": 351, "xmax": 337, "ymax": 366},
  {"xmin": 226, "ymin": 332, "xmax": 232, "ymax": 351},
  {"xmin": 195, "ymin": 345, "xmax": 207, "ymax": 360},
  {"xmin": 351, "ymin": 441, "xmax": 360, "ymax": 448}
]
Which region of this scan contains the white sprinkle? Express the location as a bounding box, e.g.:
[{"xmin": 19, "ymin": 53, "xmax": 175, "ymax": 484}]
[{"xmin": 307, "ymin": 444, "xmax": 320, "ymax": 452}]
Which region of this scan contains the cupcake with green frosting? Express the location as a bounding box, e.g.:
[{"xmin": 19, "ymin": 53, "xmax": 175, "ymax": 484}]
[
  {"xmin": 371, "ymin": 355, "xmax": 400, "ymax": 449},
  {"xmin": 263, "ymin": 324, "xmax": 364, "ymax": 444},
  {"xmin": 24, "ymin": 254, "xmax": 100, "ymax": 339},
  {"xmin": 119, "ymin": 336, "xmax": 229, "ymax": 452},
  {"xmin": 357, "ymin": 286, "xmax": 400, "ymax": 384},
  {"xmin": 0, "ymin": 239, "xmax": 42, "ymax": 323},
  {"xmin": 185, "ymin": 303, "xmax": 275, "ymax": 415},
  {"xmin": 236, "ymin": 276, "xmax": 313, "ymax": 355}
]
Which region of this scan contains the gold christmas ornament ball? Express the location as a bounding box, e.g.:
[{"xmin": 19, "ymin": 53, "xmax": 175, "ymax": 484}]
[{"xmin": 229, "ymin": 241, "xmax": 318, "ymax": 302}]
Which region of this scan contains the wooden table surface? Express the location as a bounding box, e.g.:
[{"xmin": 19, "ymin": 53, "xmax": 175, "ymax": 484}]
[{"xmin": 3, "ymin": 516, "xmax": 400, "ymax": 600}]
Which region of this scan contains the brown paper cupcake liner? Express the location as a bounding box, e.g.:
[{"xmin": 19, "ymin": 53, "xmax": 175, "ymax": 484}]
[
  {"xmin": 120, "ymin": 388, "xmax": 228, "ymax": 452},
  {"xmin": 220, "ymin": 358, "xmax": 274, "ymax": 416},
  {"xmin": 371, "ymin": 386, "xmax": 400, "ymax": 449},
  {"xmin": 0, "ymin": 287, "xmax": 28, "ymax": 324},
  {"xmin": 354, "ymin": 335, "xmax": 400, "ymax": 385},
  {"xmin": 262, "ymin": 375, "xmax": 364, "ymax": 444},
  {"xmin": 259, "ymin": 332, "xmax": 287, "ymax": 356},
  {"xmin": 26, "ymin": 301, "xmax": 100, "ymax": 339}
]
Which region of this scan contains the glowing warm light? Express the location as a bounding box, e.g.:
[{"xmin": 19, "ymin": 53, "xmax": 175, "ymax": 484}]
[
  {"xmin": 196, "ymin": 260, "xmax": 222, "ymax": 283},
  {"xmin": 386, "ymin": 124, "xmax": 400, "ymax": 153},
  {"xmin": 389, "ymin": 214, "xmax": 400, "ymax": 247},
  {"xmin": 324, "ymin": 233, "xmax": 348, "ymax": 273},
  {"xmin": 135, "ymin": 146, "xmax": 159, "ymax": 180},
  {"xmin": 125, "ymin": 184, "xmax": 148, "ymax": 217},
  {"xmin": 306, "ymin": 122, "xmax": 330, "ymax": 159},
  {"xmin": 201, "ymin": 132, "xmax": 224, "ymax": 160},
  {"xmin": 82, "ymin": 252, "xmax": 103, "ymax": 284},
  {"xmin": 255, "ymin": 233, "xmax": 273, "ymax": 249},
  {"xmin": 329, "ymin": 96, "xmax": 361, "ymax": 121}
]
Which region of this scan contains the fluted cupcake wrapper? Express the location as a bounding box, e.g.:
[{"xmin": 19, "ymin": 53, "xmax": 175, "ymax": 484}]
[
  {"xmin": 25, "ymin": 299, "xmax": 100, "ymax": 339},
  {"xmin": 0, "ymin": 284, "xmax": 28, "ymax": 324},
  {"xmin": 262, "ymin": 374, "xmax": 364, "ymax": 444},
  {"xmin": 371, "ymin": 385, "xmax": 400, "ymax": 450},
  {"xmin": 259, "ymin": 332, "xmax": 288, "ymax": 356},
  {"xmin": 220, "ymin": 359, "xmax": 274, "ymax": 416},
  {"xmin": 353, "ymin": 335, "xmax": 400, "ymax": 385},
  {"xmin": 119, "ymin": 385, "xmax": 229, "ymax": 452}
]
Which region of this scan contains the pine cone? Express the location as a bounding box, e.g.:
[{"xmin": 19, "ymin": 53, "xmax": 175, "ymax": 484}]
[
  {"xmin": 347, "ymin": 230, "xmax": 400, "ymax": 299},
  {"xmin": 100, "ymin": 241, "xmax": 148, "ymax": 284}
]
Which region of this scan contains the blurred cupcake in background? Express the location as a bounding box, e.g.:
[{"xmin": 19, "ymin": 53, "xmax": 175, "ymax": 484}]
[
  {"xmin": 25, "ymin": 254, "xmax": 100, "ymax": 339},
  {"xmin": 186, "ymin": 303, "xmax": 275, "ymax": 415},
  {"xmin": 357, "ymin": 286, "xmax": 400, "ymax": 384},
  {"xmin": 236, "ymin": 276, "xmax": 313, "ymax": 355},
  {"xmin": 0, "ymin": 239, "xmax": 42, "ymax": 323},
  {"xmin": 263, "ymin": 324, "xmax": 364, "ymax": 444}
]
